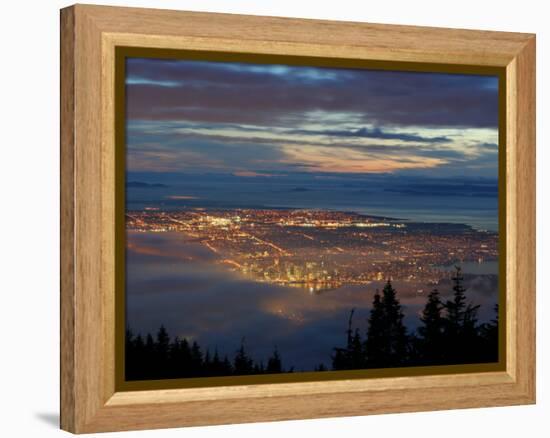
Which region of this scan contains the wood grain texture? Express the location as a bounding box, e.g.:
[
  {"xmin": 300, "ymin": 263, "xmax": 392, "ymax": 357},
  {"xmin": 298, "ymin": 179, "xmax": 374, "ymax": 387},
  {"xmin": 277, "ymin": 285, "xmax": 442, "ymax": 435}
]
[
  {"xmin": 60, "ymin": 6, "xmax": 75, "ymax": 433},
  {"xmin": 81, "ymin": 4, "xmax": 532, "ymax": 66},
  {"xmin": 512, "ymin": 37, "xmax": 536, "ymax": 398},
  {"xmin": 60, "ymin": 4, "xmax": 536, "ymax": 433}
]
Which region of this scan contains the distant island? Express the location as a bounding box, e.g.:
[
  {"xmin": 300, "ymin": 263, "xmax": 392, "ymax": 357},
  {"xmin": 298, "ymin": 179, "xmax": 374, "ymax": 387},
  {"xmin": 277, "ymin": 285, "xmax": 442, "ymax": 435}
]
[{"xmin": 126, "ymin": 181, "xmax": 168, "ymax": 188}]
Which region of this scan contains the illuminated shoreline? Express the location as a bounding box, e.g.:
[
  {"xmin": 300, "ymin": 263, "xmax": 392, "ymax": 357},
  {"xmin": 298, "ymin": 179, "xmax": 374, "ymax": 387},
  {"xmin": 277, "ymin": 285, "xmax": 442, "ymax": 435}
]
[{"xmin": 127, "ymin": 208, "xmax": 498, "ymax": 291}]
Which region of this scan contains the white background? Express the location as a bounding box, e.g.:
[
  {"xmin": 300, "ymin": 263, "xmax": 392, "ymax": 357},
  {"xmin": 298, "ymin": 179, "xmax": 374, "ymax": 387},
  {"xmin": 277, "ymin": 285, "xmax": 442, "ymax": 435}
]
[{"xmin": 0, "ymin": 0, "xmax": 547, "ymax": 436}]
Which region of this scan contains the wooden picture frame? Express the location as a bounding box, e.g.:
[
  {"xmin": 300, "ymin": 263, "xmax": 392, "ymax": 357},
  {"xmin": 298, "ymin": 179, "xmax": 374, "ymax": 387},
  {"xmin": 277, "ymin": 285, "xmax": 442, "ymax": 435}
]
[{"xmin": 60, "ymin": 4, "xmax": 536, "ymax": 433}]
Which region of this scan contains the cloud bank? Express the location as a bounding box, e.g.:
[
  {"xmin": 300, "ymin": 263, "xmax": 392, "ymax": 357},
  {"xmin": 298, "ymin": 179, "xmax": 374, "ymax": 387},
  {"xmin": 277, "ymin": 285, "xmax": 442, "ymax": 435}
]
[{"xmin": 125, "ymin": 58, "xmax": 499, "ymax": 178}]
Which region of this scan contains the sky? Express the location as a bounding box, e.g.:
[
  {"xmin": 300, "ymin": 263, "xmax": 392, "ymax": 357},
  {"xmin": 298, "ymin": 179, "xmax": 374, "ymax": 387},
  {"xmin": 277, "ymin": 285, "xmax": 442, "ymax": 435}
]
[{"xmin": 125, "ymin": 57, "xmax": 499, "ymax": 179}]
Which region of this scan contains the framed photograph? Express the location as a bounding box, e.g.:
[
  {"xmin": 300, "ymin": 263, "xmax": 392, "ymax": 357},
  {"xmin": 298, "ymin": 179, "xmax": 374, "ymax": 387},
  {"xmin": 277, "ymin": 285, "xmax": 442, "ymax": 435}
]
[{"xmin": 60, "ymin": 4, "xmax": 536, "ymax": 433}]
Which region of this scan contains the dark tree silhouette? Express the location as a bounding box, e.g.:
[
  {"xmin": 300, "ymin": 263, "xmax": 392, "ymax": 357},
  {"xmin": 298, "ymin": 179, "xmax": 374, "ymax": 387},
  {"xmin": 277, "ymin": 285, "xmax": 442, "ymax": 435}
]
[
  {"xmin": 172, "ymin": 337, "xmax": 192, "ymax": 377},
  {"xmin": 349, "ymin": 328, "xmax": 364, "ymax": 368},
  {"xmin": 125, "ymin": 328, "xmax": 137, "ymax": 380},
  {"xmin": 125, "ymin": 328, "xmax": 292, "ymax": 381},
  {"xmin": 209, "ymin": 349, "xmax": 232, "ymax": 376},
  {"xmin": 331, "ymin": 271, "xmax": 498, "ymax": 371},
  {"xmin": 190, "ymin": 341, "xmax": 204, "ymax": 376},
  {"xmin": 331, "ymin": 346, "xmax": 348, "ymax": 371},
  {"xmin": 362, "ymin": 281, "xmax": 408, "ymax": 368},
  {"xmin": 332, "ymin": 309, "xmax": 365, "ymax": 370},
  {"xmin": 417, "ymin": 289, "xmax": 446, "ymax": 365},
  {"xmin": 445, "ymin": 267, "xmax": 468, "ymax": 331},
  {"xmin": 233, "ymin": 340, "xmax": 255, "ymax": 375},
  {"xmin": 380, "ymin": 280, "xmax": 408, "ymax": 366},
  {"xmin": 478, "ymin": 304, "xmax": 499, "ymax": 362},
  {"xmin": 443, "ymin": 267, "xmax": 481, "ymax": 363},
  {"xmin": 203, "ymin": 349, "xmax": 212, "ymax": 375},
  {"xmin": 364, "ymin": 290, "xmax": 386, "ymax": 368},
  {"xmin": 266, "ymin": 347, "xmax": 283, "ymax": 373},
  {"xmin": 222, "ymin": 355, "xmax": 233, "ymax": 374},
  {"xmin": 154, "ymin": 326, "xmax": 170, "ymax": 378}
]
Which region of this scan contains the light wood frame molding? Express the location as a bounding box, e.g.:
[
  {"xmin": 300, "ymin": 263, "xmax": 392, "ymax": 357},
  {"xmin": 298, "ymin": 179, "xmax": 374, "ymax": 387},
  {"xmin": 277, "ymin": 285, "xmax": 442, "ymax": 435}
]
[{"xmin": 60, "ymin": 4, "xmax": 536, "ymax": 433}]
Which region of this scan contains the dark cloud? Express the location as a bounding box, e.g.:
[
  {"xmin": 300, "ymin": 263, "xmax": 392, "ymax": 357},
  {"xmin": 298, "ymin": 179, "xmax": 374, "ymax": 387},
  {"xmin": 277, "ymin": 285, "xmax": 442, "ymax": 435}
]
[
  {"xmin": 126, "ymin": 58, "xmax": 499, "ymax": 129},
  {"xmin": 126, "ymin": 121, "xmax": 499, "ymax": 178},
  {"xmin": 297, "ymin": 126, "xmax": 451, "ymax": 143}
]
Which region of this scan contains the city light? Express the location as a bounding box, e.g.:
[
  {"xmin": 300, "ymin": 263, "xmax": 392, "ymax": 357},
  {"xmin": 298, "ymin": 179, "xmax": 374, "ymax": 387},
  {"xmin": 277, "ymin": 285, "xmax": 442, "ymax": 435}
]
[{"xmin": 126, "ymin": 208, "xmax": 498, "ymax": 292}]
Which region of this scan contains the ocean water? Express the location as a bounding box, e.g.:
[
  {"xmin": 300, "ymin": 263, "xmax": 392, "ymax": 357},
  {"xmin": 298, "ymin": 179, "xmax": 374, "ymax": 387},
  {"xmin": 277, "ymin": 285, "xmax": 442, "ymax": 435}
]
[{"xmin": 126, "ymin": 173, "xmax": 499, "ymax": 231}]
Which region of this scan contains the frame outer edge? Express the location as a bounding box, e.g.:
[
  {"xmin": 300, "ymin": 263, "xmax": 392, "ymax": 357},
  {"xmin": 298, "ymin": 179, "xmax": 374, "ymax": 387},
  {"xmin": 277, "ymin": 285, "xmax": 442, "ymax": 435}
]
[
  {"xmin": 60, "ymin": 6, "xmax": 77, "ymax": 432},
  {"xmin": 60, "ymin": 5, "xmax": 77, "ymax": 434},
  {"xmin": 76, "ymin": 4, "xmax": 109, "ymax": 433},
  {"xmin": 63, "ymin": 4, "xmax": 112, "ymax": 433},
  {"xmin": 514, "ymin": 36, "xmax": 536, "ymax": 401}
]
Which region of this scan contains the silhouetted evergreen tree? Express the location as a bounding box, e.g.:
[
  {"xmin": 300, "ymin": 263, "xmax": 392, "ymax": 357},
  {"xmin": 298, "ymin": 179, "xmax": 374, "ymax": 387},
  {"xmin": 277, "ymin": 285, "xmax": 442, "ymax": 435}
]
[
  {"xmin": 144, "ymin": 333, "xmax": 155, "ymax": 377},
  {"xmin": 478, "ymin": 304, "xmax": 499, "ymax": 362},
  {"xmin": 154, "ymin": 326, "xmax": 170, "ymax": 378},
  {"xmin": 331, "ymin": 347, "xmax": 348, "ymax": 370},
  {"xmin": 332, "ymin": 273, "xmax": 497, "ymax": 370},
  {"xmin": 173, "ymin": 337, "xmax": 192, "ymax": 377},
  {"xmin": 208, "ymin": 349, "xmax": 227, "ymax": 376},
  {"xmin": 266, "ymin": 347, "xmax": 283, "ymax": 373},
  {"xmin": 353, "ymin": 328, "xmax": 364, "ymax": 364},
  {"xmin": 443, "ymin": 267, "xmax": 481, "ymax": 363},
  {"xmin": 190, "ymin": 341, "xmax": 204, "ymax": 376},
  {"xmin": 332, "ymin": 309, "xmax": 364, "ymax": 370},
  {"xmin": 125, "ymin": 327, "xmax": 294, "ymax": 380},
  {"xmin": 364, "ymin": 290, "xmax": 386, "ymax": 368},
  {"xmin": 417, "ymin": 289, "xmax": 446, "ymax": 365},
  {"xmin": 234, "ymin": 340, "xmax": 255, "ymax": 375},
  {"xmin": 381, "ymin": 280, "xmax": 408, "ymax": 365},
  {"xmin": 363, "ymin": 281, "xmax": 407, "ymax": 368},
  {"xmin": 222, "ymin": 355, "xmax": 233, "ymax": 374},
  {"xmin": 253, "ymin": 361, "xmax": 265, "ymax": 374},
  {"xmin": 125, "ymin": 328, "xmax": 137, "ymax": 380},
  {"xmin": 445, "ymin": 267, "xmax": 468, "ymax": 332},
  {"xmin": 203, "ymin": 349, "xmax": 212, "ymax": 375}
]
